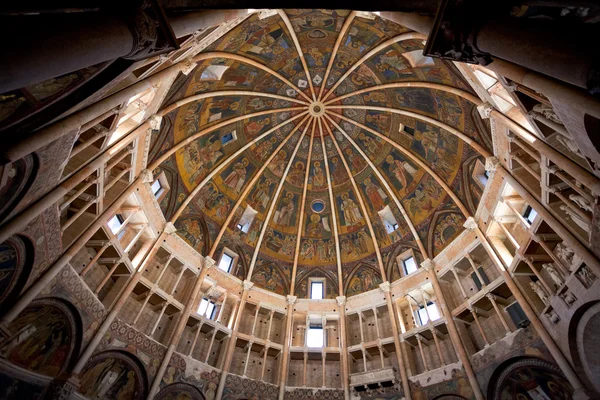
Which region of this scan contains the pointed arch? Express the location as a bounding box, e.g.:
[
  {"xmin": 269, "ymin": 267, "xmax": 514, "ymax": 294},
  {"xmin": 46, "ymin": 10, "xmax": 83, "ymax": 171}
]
[
  {"xmin": 295, "ymin": 267, "xmax": 339, "ymax": 299},
  {"xmin": 251, "ymin": 260, "xmax": 290, "ymax": 296},
  {"xmin": 344, "ymin": 262, "xmax": 382, "ymax": 296},
  {"xmin": 426, "ymin": 209, "xmax": 466, "ymax": 258},
  {"xmin": 174, "ymin": 214, "xmax": 210, "ymax": 256}
]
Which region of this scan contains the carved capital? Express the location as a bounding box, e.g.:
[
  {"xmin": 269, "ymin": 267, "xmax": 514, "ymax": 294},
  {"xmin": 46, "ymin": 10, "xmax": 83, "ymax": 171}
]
[
  {"xmin": 148, "ymin": 114, "xmax": 163, "ymax": 131},
  {"xmin": 546, "ymin": 186, "xmax": 558, "ymax": 194},
  {"xmin": 164, "ymin": 222, "xmax": 177, "ymax": 235},
  {"xmin": 243, "ymin": 280, "xmax": 254, "ymax": 291},
  {"xmin": 140, "ymin": 169, "xmax": 154, "ymax": 183},
  {"xmin": 505, "ymin": 82, "xmax": 518, "ymax": 92},
  {"xmin": 379, "ymin": 282, "xmax": 391, "ymax": 293},
  {"xmin": 287, "ymin": 295, "xmax": 298, "ymax": 305},
  {"xmin": 336, "ymin": 296, "xmax": 347, "ymax": 306},
  {"xmin": 181, "ymin": 58, "xmax": 197, "ymax": 76},
  {"xmin": 204, "ymin": 256, "xmax": 216, "ymax": 269},
  {"xmin": 485, "ymin": 293, "xmax": 497, "ymax": 302},
  {"xmin": 485, "ymin": 156, "xmax": 500, "ymax": 173},
  {"xmin": 477, "ymin": 102, "xmax": 494, "ymax": 119},
  {"xmin": 124, "ymin": 1, "xmax": 178, "ymax": 61},
  {"xmin": 463, "ymin": 216, "xmax": 478, "ymax": 231},
  {"xmin": 421, "ymin": 259, "xmax": 435, "ymax": 271},
  {"xmin": 547, "ymin": 165, "xmax": 560, "ymax": 174}
]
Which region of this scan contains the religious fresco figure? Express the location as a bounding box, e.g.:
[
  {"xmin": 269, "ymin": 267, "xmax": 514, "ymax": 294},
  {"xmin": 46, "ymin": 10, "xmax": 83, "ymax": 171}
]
[
  {"xmin": 312, "ymin": 161, "xmax": 325, "ymax": 188},
  {"xmin": 249, "ymin": 178, "xmax": 273, "ymax": 211},
  {"xmin": 276, "ymin": 193, "xmax": 295, "ymax": 226},
  {"xmin": 385, "ymin": 154, "xmax": 415, "ymax": 189},
  {"xmin": 411, "ymin": 129, "xmax": 438, "ymax": 161},
  {"xmin": 288, "ymin": 161, "xmax": 305, "ymax": 186},
  {"xmin": 1, "ymin": 301, "xmax": 75, "ymax": 378},
  {"xmin": 363, "ymin": 177, "xmax": 387, "ymax": 211},
  {"xmin": 245, "ymin": 117, "xmax": 270, "ymax": 138},
  {"xmin": 79, "ymin": 352, "xmax": 145, "ymax": 400},
  {"xmin": 223, "ymin": 158, "xmax": 249, "ymax": 193},
  {"xmin": 306, "ymin": 213, "xmax": 322, "ymax": 236},
  {"xmin": 330, "ymin": 157, "xmax": 347, "ymax": 184},
  {"xmin": 340, "ymin": 193, "xmax": 362, "ymax": 226}
]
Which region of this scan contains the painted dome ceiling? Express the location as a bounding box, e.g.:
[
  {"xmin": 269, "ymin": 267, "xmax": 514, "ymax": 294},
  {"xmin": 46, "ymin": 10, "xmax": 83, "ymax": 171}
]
[{"xmin": 150, "ymin": 9, "xmax": 493, "ymax": 298}]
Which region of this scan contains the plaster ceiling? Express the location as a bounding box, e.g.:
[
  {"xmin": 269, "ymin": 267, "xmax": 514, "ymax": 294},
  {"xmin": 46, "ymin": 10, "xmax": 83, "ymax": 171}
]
[{"xmin": 150, "ymin": 9, "xmax": 492, "ymax": 298}]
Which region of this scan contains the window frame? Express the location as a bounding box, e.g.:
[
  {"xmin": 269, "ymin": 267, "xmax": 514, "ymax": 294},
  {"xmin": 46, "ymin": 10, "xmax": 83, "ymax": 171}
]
[
  {"xmin": 397, "ymin": 249, "xmax": 419, "ymax": 277},
  {"xmin": 108, "ymin": 214, "xmax": 125, "ymax": 235},
  {"xmin": 198, "ymin": 298, "xmax": 216, "ymax": 319},
  {"xmin": 472, "ymin": 159, "xmax": 489, "ymax": 189},
  {"xmin": 151, "ymin": 171, "xmax": 170, "ymax": 203},
  {"xmin": 523, "ymin": 205, "xmax": 538, "ymax": 225},
  {"xmin": 309, "ymin": 279, "xmax": 325, "ymax": 300},
  {"xmin": 217, "ymin": 248, "xmax": 237, "ymax": 274},
  {"xmin": 306, "ymin": 324, "xmax": 325, "ymax": 348}
]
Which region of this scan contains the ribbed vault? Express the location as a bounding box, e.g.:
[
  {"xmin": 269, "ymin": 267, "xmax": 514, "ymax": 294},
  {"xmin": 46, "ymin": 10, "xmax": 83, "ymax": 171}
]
[{"xmin": 149, "ymin": 9, "xmax": 492, "ymax": 298}]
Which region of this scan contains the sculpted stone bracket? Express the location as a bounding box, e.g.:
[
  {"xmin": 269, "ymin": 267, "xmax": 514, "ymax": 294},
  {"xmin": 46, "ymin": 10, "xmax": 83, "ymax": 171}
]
[
  {"xmin": 123, "ymin": 0, "xmax": 179, "ymax": 61},
  {"xmin": 423, "ymin": 0, "xmax": 493, "ymax": 65}
]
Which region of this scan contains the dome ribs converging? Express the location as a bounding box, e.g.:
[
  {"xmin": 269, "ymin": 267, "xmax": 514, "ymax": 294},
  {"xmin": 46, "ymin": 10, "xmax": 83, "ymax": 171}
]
[
  {"xmin": 151, "ymin": 9, "xmax": 491, "ymax": 295},
  {"xmin": 172, "ymin": 112, "xmax": 310, "ymax": 224}
]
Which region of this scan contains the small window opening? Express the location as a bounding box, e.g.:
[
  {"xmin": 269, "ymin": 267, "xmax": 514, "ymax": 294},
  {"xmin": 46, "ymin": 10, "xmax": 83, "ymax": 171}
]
[
  {"xmin": 108, "ymin": 214, "xmax": 124, "ymax": 235},
  {"xmin": 506, "ymin": 301, "xmax": 530, "ymax": 328},
  {"xmin": 416, "ymin": 302, "xmax": 440, "ymax": 325},
  {"xmin": 198, "ymin": 298, "xmax": 216, "ymax": 319},
  {"xmin": 218, "ymin": 252, "xmax": 234, "ymax": 273},
  {"xmin": 236, "ymin": 205, "xmax": 257, "ymax": 233},
  {"xmin": 471, "ymin": 266, "xmax": 490, "ymax": 290},
  {"xmin": 402, "ymin": 256, "xmax": 418, "ymax": 275},
  {"xmin": 221, "ymin": 130, "xmax": 237, "ymax": 146},
  {"xmin": 378, "ymin": 205, "xmax": 399, "ymax": 234},
  {"xmin": 307, "ymin": 325, "xmax": 324, "ymax": 347},
  {"xmin": 310, "ymin": 281, "xmax": 324, "ymax": 300},
  {"xmin": 151, "ymin": 180, "xmax": 162, "ymax": 197},
  {"xmin": 523, "ymin": 205, "xmax": 538, "ymax": 225}
]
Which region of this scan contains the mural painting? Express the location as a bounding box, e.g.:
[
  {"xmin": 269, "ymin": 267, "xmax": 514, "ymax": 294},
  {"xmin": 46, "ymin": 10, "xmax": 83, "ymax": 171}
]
[
  {"xmin": 345, "ymin": 264, "xmax": 382, "ymax": 296},
  {"xmin": 0, "ymin": 236, "xmax": 30, "ymax": 308},
  {"xmin": 1, "ymin": 299, "xmax": 79, "ymax": 378},
  {"xmin": 155, "ymin": 383, "xmax": 205, "ymax": 400},
  {"xmin": 79, "ymin": 351, "xmax": 147, "ymax": 400}
]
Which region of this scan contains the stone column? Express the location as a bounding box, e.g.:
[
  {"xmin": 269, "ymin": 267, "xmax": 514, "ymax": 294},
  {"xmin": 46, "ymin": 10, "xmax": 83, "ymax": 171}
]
[
  {"xmin": 422, "ymin": 260, "xmax": 484, "ymax": 400},
  {"xmin": 278, "ymin": 295, "xmax": 297, "ymax": 400},
  {"xmin": 215, "ymin": 280, "xmax": 253, "ymax": 400},
  {"xmin": 431, "ymin": 327, "xmax": 446, "ymax": 366},
  {"xmin": 147, "ymin": 257, "xmax": 216, "ymax": 399},
  {"xmin": 465, "ymin": 253, "xmax": 487, "ymax": 289},
  {"xmin": 486, "ymin": 294, "xmax": 512, "ymax": 336},
  {"xmin": 380, "ymin": 282, "xmax": 412, "ymax": 400},
  {"xmin": 416, "ymin": 335, "xmax": 429, "ymax": 371},
  {"xmin": 450, "ymin": 267, "xmax": 469, "ymax": 300},
  {"xmin": 337, "ymin": 296, "xmax": 351, "ymax": 400},
  {"xmin": 521, "ymin": 256, "xmax": 553, "ymax": 294},
  {"xmin": 464, "ymin": 217, "xmax": 590, "ymax": 399},
  {"xmin": 469, "ymin": 307, "xmax": 490, "ymax": 347}
]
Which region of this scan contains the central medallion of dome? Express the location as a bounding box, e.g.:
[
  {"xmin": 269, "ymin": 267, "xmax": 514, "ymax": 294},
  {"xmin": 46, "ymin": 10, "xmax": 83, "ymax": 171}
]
[{"xmin": 156, "ymin": 9, "xmax": 489, "ymax": 299}]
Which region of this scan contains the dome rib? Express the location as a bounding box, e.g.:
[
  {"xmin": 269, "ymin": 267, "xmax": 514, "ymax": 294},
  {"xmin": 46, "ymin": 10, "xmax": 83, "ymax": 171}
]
[
  {"xmin": 246, "ymin": 120, "xmax": 312, "ymax": 280},
  {"xmin": 208, "ymin": 114, "xmax": 311, "ymax": 258},
  {"xmin": 290, "ymin": 119, "xmax": 317, "ymax": 294},
  {"xmin": 322, "ymin": 120, "xmax": 388, "ymax": 281},
  {"xmin": 330, "ymin": 104, "xmax": 491, "ymax": 157},
  {"xmin": 174, "ymin": 112, "xmax": 310, "ymax": 225},
  {"xmin": 195, "ymin": 52, "xmax": 312, "ymax": 102},
  {"xmin": 331, "ymin": 112, "xmax": 472, "ymax": 217},
  {"xmin": 317, "ymin": 117, "xmax": 344, "ymax": 295},
  {"xmin": 322, "ymin": 32, "xmax": 427, "ymax": 103},
  {"xmin": 318, "ymin": 11, "xmax": 357, "ymax": 101},
  {"xmin": 324, "ymin": 113, "xmax": 429, "ymax": 258},
  {"xmin": 277, "ymin": 10, "xmax": 317, "ymax": 101}
]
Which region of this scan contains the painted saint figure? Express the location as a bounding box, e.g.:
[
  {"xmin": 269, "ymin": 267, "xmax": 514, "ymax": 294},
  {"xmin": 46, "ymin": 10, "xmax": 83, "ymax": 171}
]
[
  {"xmin": 223, "ymin": 158, "xmax": 249, "ymax": 193},
  {"xmin": 340, "ymin": 194, "xmax": 362, "ymax": 226}
]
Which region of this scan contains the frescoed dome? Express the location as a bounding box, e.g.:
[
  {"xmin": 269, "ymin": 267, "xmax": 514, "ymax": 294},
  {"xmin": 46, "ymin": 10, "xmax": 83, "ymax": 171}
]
[{"xmin": 151, "ymin": 10, "xmax": 492, "ymax": 298}]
